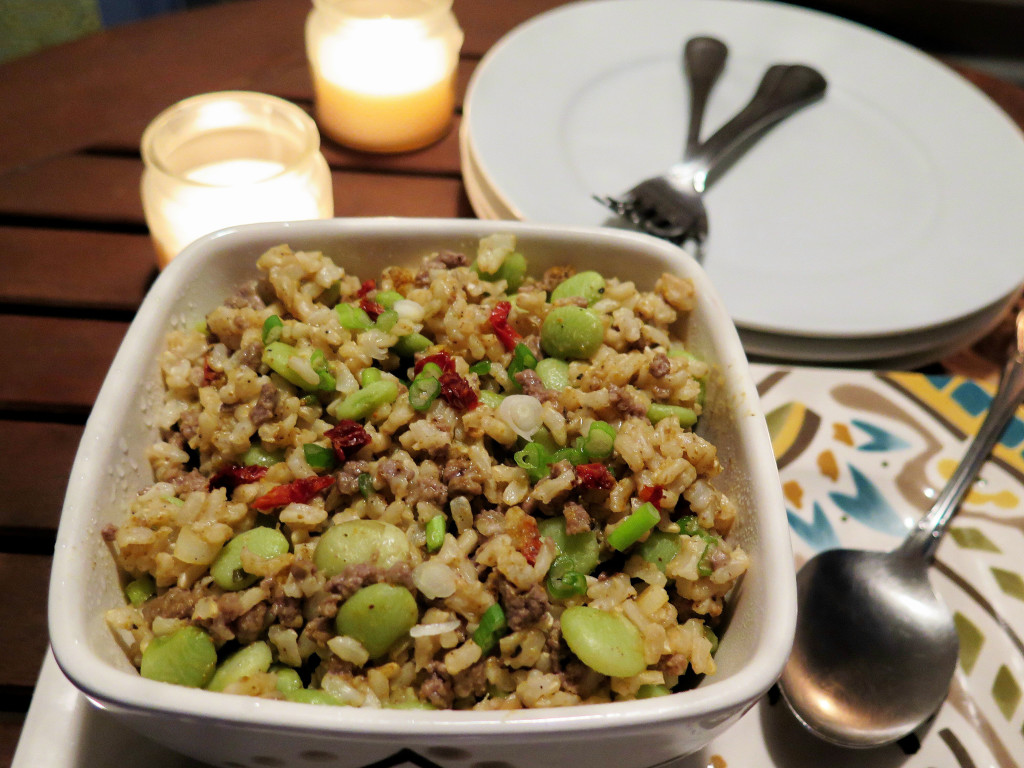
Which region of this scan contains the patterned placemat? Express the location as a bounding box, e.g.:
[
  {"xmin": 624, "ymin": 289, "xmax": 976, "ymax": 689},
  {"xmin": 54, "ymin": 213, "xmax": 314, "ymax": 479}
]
[{"xmin": 728, "ymin": 363, "xmax": 1024, "ymax": 768}]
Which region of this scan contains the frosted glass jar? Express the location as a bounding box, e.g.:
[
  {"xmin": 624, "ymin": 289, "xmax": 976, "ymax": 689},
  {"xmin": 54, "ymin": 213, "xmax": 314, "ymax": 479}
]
[
  {"xmin": 306, "ymin": 0, "xmax": 464, "ymax": 153},
  {"xmin": 141, "ymin": 91, "xmax": 334, "ymax": 267}
]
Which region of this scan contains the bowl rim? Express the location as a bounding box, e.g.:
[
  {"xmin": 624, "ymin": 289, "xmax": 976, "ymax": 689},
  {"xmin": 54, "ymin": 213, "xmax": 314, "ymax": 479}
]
[{"xmin": 49, "ymin": 217, "xmax": 795, "ymax": 737}]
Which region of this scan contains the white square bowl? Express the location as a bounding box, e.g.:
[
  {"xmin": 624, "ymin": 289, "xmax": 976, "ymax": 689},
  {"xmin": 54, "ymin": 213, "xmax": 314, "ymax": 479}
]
[{"xmin": 49, "ymin": 217, "xmax": 794, "ymax": 768}]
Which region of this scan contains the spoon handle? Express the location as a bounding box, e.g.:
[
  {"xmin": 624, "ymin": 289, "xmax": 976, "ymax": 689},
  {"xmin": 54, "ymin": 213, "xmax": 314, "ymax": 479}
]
[
  {"xmin": 670, "ymin": 64, "xmax": 827, "ymax": 191},
  {"xmin": 898, "ymin": 313, "xmax": 1024, "ymax": 562},
  {"xmin": 682, "ymin": 36, "xmax": 728, "ymax": 159}
]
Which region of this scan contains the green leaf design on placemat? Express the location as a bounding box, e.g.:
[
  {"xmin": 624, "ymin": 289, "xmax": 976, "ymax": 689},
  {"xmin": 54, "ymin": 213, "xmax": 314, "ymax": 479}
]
[
  {"xmin": 991, "ymin": 567, "xmax": 1024, "ymax": 602},
  {"xmin": 950, "ymin": 527, "xmax": 1002, "ymax": 553},
  {"xmin": 953, "ymin": 612, "xmax": 985, "ymax": 674},
  {"xmin": 992, "ymin": 665, "xmax": 1021, "ymax": 719}
]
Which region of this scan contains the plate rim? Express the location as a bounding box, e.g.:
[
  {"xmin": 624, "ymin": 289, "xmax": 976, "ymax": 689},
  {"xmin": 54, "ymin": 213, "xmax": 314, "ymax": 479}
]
[{"xmin": 463, "ymin": 0, "xmax": 1024, "ymax": 338}]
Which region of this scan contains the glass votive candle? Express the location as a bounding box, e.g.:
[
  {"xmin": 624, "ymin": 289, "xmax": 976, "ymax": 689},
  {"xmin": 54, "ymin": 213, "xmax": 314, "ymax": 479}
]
[
  {"xmin": 141, "ymin": 91, "xmax": 334, "ymax": 267},
  {"xmin": 305, "ymin": 0, "xmax": 464, "ymax": 154}
]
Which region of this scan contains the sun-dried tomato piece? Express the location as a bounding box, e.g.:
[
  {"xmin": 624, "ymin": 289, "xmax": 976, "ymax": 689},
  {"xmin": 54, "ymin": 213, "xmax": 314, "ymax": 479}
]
[
  {"xmin": 488, "ymin": 301, "xmax": 520, "ymax": 351},
  {"xmin": 414, "ymin": 351, "xmax": 455, "ymax": 375},
  {"xmin": 202, "ymin": 359, "xmax": 222, "ymax": 386},
  {"xmin": 209, "ymin": 464, "xmax": 268, "ymax": 491},
  {"xmin": 439, "ymin": 371, "xmax": 478, "ymax": 411},
  {"xmin": 356, "ymin": 279, "xmax": 376, "ymax": 298},
  {"xmin": 638, "ymin": 484, "xmax": 665, "ymax": 507},
  {"xmin": 575, "ymin": 463, "xmax": 615, "ymax": 490},
  {"xmin": 508, "ymin": 508, "xmax": 542, "ymax": 565},
  {"xmin": 324, "ymin": 419, "xmax": 372, "ymax": 462},
  {"xmin": 251, "ymin": 475, "xmax": 336, "ymax": 511},
  {"xmin": 359, "ymin": 296, "xmax": 385, "ymax": 320}
]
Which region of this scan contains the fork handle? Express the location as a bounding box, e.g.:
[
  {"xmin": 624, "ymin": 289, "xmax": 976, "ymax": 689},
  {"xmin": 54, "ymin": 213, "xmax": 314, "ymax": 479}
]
[{"xmin": 674, "ymin": 64, "xmax": 827, "ymax": 189}]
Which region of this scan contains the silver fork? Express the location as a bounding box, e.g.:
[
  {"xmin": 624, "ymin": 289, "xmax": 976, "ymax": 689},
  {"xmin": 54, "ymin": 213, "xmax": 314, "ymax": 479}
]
[{"xmin": 595, "ymin": 63, "xmax": 828, "ymax": 246}]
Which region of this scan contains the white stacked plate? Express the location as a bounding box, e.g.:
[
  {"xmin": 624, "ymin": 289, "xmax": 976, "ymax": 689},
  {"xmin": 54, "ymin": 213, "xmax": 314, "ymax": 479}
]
[{"xmin": 461, "ymin": 0, "xmax": 1024, "ymax": 367}]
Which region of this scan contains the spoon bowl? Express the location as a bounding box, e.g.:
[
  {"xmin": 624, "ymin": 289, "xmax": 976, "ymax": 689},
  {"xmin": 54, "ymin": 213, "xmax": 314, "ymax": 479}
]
[
  {"xmin": 782, "ymin": 549, "xmax": 958, "ymax": 747},
  {"xmin": 779, "ymin": 311, "xmax": 1024, "ymax": 748}
]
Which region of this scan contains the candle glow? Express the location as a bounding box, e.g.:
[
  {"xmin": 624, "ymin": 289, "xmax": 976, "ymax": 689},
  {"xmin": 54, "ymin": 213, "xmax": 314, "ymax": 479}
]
[
  {"xmin": 306, "ymin": 0, "xmax": 463, "ymax": 153},
  {"xmin": 141, "ymin": 92, "xmax": 334, "ymax": 267}
]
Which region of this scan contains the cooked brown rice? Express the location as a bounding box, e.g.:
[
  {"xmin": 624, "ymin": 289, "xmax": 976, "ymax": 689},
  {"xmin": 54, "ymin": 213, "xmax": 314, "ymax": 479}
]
[{"xmin": 103, "ymin": 234, "xmax": 749, "ymax": 709}]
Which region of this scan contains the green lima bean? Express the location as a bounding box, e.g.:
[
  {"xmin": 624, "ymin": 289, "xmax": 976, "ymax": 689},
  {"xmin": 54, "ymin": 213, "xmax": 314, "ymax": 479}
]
[
  {"xmin": 560, "ymin": 606, "xmax": 645, "ymax": 677},
  {"xmin": 541, "ymin": 306, "xmax": 603, "ymax": 360},
  {"xmin": 313, "ymin": 519, "xmax": 410, "ymax": 577},
  {"xmin": 140, "ymin": 626, "xmax": 217, "ymax": 688},
  {"xmin": 335, "ymin": 583, "xmax": 418, "ymax": 658},
  {"xmin": 550, "ymin": 270, "xmax": 605, "ymax": 305},
  {"xmin": 206, "ymin": 640, "xmax": 273, "ymax": 692},
  {"xmin": 210, "ymin": 527, "xmax": 289, "ymax": 591}
]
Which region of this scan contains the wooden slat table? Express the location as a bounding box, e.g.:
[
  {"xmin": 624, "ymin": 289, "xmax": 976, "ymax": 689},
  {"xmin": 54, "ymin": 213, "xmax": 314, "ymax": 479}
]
[{"xmin": 1, "ymin": 1, "xmax": 1023, "ymax": 765}]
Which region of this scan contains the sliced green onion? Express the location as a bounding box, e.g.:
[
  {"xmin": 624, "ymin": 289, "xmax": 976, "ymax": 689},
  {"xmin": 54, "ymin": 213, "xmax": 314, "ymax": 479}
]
[
  {"xmin": 704, "ymin": 625, "xmax": 720, "ymax": 655},
  {"xmin": 335, "ymin": 303, "xmax": 374, "ymax": 330},
  {"xmin": 310, "ymin": 349, "xmax": 335, "ymax": 392},
  {"xmin": 418, "ymin": 362, "xmax": 443, "ymax": 380},
  {"xmin": 319, "ymin": 281, "xmax": 341, "ymax": 307},
  {"xmin": 425, "ymin": 514, "xmax": 446, "ymax": 552},
  {"xmin": 469, "ymin": 360, "xmax": 491, "ymax": 376},
  {"xmin": 530, "ymin": 427, "xmax": 559, "ymax": 454},
  {"xmin": 537, "ymin": 517, "xmax": 600, "ymax": 575},
  {"xmin": 582, "ymin": 421, "xmax": 616, "ymax": 459},
  {"xmin": 679, "ymin": 515, "xmax": 712, "ymax": 539},
  {"xmin": 473, "ymin": 251, "xmax": 528, "ymax": 292},
  {"xmin": 507, "ymin": 342, "xmax": 538, "ymax": 384},
  {"xmin": 636, "ymin": 529, "xmax": 681, "ymax": 572},
  {"xmin": 545, "ymin": 555, "xmax": 587, "ymax": 600},
  {"xmin": 303, "ymin": 444, "xmax": 336, "ymax": 472},
  {"xmin": 408, "ymin": 376, "xmax": 441, "ymax": 412},
  {"xmin": 548, "ymin": 442, "xmax": 586, "ymax": 466},
  {"xmin": 161, "ymin": 495, "xmax": 185, "ymax": 507},
  {"xmin": 392, "ymin": 333, "xmax": 432, "ymax": 357},
  {"xmin": 261, "ymin": 315, "xmax": 283, "ymax": 345},
  {"xmin": 328, "ymin": 379, "xmax": 399, "ymax": 421},
  {"xmin": 534, "ymin": 357, "xmax": 569, "ymax": 391},
  {"xmin": 242, "ymin": 444, "xmax": 284, "ymax": 468},
  {"xmin": 647, "ymin": 403, "xmax": 698, "ymax": 428},
  {"xmin": 358, "ymin": 472, "xmax": 374, "ymax": 499},
  {"xmin": 375, "ymin": 290, "xmax": 404, "ymax": 309},
  {"xmin": 497, "ymin": 394, "xmax": 544, "ymax": 441},
  {"xmin": 375, "ymin": 309, "xmax": 399, "ymax": 333},
  {"xmin": 472, "ymin": 603, "xmax": 508, "ymax": 653},
  {"xmin": 124, "ymin": 576, "xmax": 156, "ymax": 606},
  {"xmin": 607, "ymin": 502, "xmax": 660, "ymax": 551},
  {"xmin": 514, "ymin": 442, "xmax": 550, "ymax": 483},
  {"xmin": 262, "ymin": 341, "xmax": 320, "ymax": 391},
  {"xmin": 678, "ymin": 516, "xmax": 719, "ymax": 577},
  {"xmin": 478, "ymin": 390, "xmax": 505, "ymax": 410},
  {"xmin": 360, "ymin": 367, "xmax": 383, "ymax": 387}
]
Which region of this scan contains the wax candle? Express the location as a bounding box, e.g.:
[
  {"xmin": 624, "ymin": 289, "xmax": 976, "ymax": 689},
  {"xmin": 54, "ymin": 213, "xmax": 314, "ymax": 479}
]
[
  {"xmin": 306, "ymin": 0, "xmax": 464, "ymax": 154},
  {"xmin": 141, "ymin": 92, "xmax": 334, "ymax": 267}
]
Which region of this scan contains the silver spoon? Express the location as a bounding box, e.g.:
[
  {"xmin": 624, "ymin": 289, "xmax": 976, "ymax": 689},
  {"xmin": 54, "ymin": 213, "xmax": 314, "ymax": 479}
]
[
  {"xmin": 682, "ymin": 36, "xmax": 728, "ymax": 159},
  {"xmin": 778, "ymin": 309, "xmax": 1024, "ymax": 748}
]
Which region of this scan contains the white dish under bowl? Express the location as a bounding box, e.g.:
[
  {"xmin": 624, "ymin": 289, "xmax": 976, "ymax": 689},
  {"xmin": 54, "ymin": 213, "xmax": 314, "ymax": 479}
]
[{"xmin": 48, "ymin": 218, "xmax": 794, "ymax": 768}]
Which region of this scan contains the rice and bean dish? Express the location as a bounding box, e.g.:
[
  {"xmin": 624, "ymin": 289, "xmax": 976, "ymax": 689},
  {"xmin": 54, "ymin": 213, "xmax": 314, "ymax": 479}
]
[{"xmin": 103, "ymin": 234, "xmax": 749, "ymax": 709}]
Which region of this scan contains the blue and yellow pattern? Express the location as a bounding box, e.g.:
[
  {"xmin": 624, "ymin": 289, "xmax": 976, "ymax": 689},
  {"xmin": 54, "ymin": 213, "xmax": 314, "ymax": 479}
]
[{"xmin": 755, "ymin": 363, "xmax": 1024, "ymax": 766}]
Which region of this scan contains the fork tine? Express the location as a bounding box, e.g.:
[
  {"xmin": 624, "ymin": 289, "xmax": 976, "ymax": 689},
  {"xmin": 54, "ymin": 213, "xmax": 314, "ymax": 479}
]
[{"xmin": 592, "ymin": 194, "xmax": 630, "ymax": 216}]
